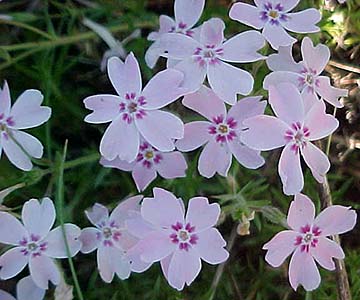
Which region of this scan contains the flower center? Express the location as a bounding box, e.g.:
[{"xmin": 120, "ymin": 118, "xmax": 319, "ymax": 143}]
[
  {"xmin": 209, "ymin": 115, "xmax": 237, "ymax": 143},
  {"xmin": 119, "ymin": 93, "xmax": 147, "ymax": 124},
  {"xmin": 170, "ymin": 222, "xmax": 199, "ymax": 251},
  {"xmin": 194, "ymin": 45, "xmax": 224, "ymax": 67},
  {"xmin": 136, "ymin": 142, "xmax": 163, "ymax": 169},
  {"xmin": 19, "ymin": 234, "xmax": 47, "ymax": 257},
  {"xmin": 260, "ymin": 2, "xmax": 288, "ymax": 25},
  {"xmin": 294, "ymin": 224, "xmax": 321, "ymax": 253},
  {"xmin": 218, "ymin": 124, "xmax": 228, "ymax": 134},
  {"xmin": 179, "ymin": 230, "xmax": 189, "ymax": 241},
  {"xmin": 102, "ymin": 227, "xmax": 112, "ymax": 239},
  {"xmin": 284, "ymin": 122, "xmax": 310, "ymax": 154},
  {"xmin": 97, "ymin": 221, "xmax": 122, "ymax": 247},
  {"xmin": 145, "ymin": 150, "xmax": 154, "ymax": 159},
  {"xmin": 298, "ymin": 68, "xmax": 320, "ymax": 93},
  {"xmin": 269, "ymin": 10, "xmax": 278, "ymax": 18}
]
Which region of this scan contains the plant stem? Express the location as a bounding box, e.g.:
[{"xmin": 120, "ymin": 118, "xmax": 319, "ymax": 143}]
[
  {"xmin": 305, "ymin": 291, "xmax": 312, "ymax": 300},
  {"xmin": 56, "ymin": 141, "xmax": 84, "ymax": 300},
  {"xmin": 63, "ymin": 152, "xmax": 100, "ymax": 170},
  {"xmin": 0, "ymin": 19, "xmax": 54, "ymax": 40}
]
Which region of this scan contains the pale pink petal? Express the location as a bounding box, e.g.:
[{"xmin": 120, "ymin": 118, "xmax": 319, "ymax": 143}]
[
  {"xmin": 228, "ymin": 137, "xmax": 265, "ymax": 169},
  {"xmin": 269, "ymin": 83, "xmax": 305, "ymax": 125},
  {"xmin": 174, "ymin": 0, "xmax": 205, "ymax": 29},
  {"xmin": 173, "ymin": 57, "xmax": 207, "ymax": 92},
  {"xmin": 314, "ymin": 206, "xmax": 357, "ymax": 236},
  {"xmin": 0, "ymin": 81, "xmax": 11, "ymax": 116},
  {"xmin": 301, "ymin": 89, "xmax": 318, "ymax": 114},
  {"xmin": 167, "ymin": 248, "xmax": 201, "ymax": 291},
  {"xmin": 182, "ymin": 86, "xmax": 226, "ymax": 121},
  {"xmin": 227, "ymin": 96, "xmax": 266, "ymax": 125},
  {"xmin": 100, "ymin": 117, "xmax": 139, "ymax": 162},
  {"xmin": 0, "ymin": 290, "xmax": 15, "ymax": 300},
  {"xmin": 100, "ymin": 156, "xmax": 135, "ymax": 171},
  {"xmin": 315, "ymin": 76, "xmax": 347, "ymax": 108},
  {"xmin": 229, "ymin": 3, "xmax": 265, "ymax": 30},
  {"xmin": 208, "ymin": 61, "xmax": 254, "ymax": 105},
  {"xmin": 266, "ymin": 45, "xmax": 303, "ymax": 72},
  {"xmin": 145, "ymin": 41, "xmax": 164, "ymax": 69},
  {"xmin": 186, "ymin": 197, "xmax": 220, "ymax": 232},
  {"xmin": 85, "ymin": 203, "xmax": 109, "ymax": 227},
  {"xmin": 301, "ymin": 37, "xmax": 330, "ymax": 75},
  {"xmin": 278, "ymin": 0, "xmax": 300, "ymax": 11},
  {"xmin": 29, "ymin": 255, "xmax": 60, "ymax": 289},
  {"xmin": 289, "ymin": 248, "xmax": 321, "ymax": 291},
  {"xmin": 141, "ymin": 188, "xmax": 184, "ymax": 227},
  {"xmin": 263, "ymin": 71, "xmax": 301, "ymax": 91},
  {"xmin": 9, "ymin": 90, "xmax": 51, "ymax": 130},
  {"xmin": 262, "ymin": 23, "xmax": 297, "ymax": 50},
  {"xmin": 0, "ymin": 211, "xmax": 27, "ymax": 245},
  {"xmin": 126, "ymin": 212, "xmax": 154, "ymax": 239},
  {"xmin": 141, "ymin": 69, "xmax": 185, "ymax": 110},
  {"xmin": 156, "ymin": 151, "xmax": 187, "ymax": 179},
  {"xmin": 127, "ymin": 243, "xmax": 153, "ymax": 273},
  {"xmin": 222, "ymin": 31, "xmax": 265, "ymax": 63},
  {"xmin": 108, "ymin": 53, "xmax": 142, "ymax": 97},
  {"xmin": 22, "ymin": 198, "xmax": 55, "ymax": 239},
  {"xmin": 279, "ymin": 144, "xmax": 304, "ymax": 195},
  {"xmin": 110, "ymin": 195, "xmax": 143, "ymax": 220},
  {"xmin": 311, "ymin": 237, "xmax": 344, "ymax": 271},
  {"xmin": 198, "ymin": 140, "xmax": 232, "ymax": 178},
  {"xmin": 79, "ymin": 227, "xmax": 101, "ymax": 253},
  {"xmin": 283, "ymin": 9, "xmax": 321, "ymax": 34},
  {"xmin": 44, "ymin": 224, "xmax": 81, "ymax": 258},
  {"xmin": 200, "ymin": 18, "xmax": 224, "ymax": 47},
  {"xmin": 83, "ymin": 95, "xmax": 121, "ymax": 124},
  {"xmin": 160, "ymin": 254, "xmax": 172, "ymax": 281},
  {"xmin": 12, "ymin": 131, "xmax": 43, "ymax": 159},
  {"xmin": 263, "ymin": 230, "xmax": 298, "ymax": 267},
  {"xmin": 135, "ymin": 110, "xmax": 183, "ymax": 152},
  {"xmin": 17, "ymin": 275, "xmax": 46, "ymax": 300},
  {"xmin": 287, "ymin": 194, "xmax": 315, "ymax": 231},
  {"xmin": 175, "ymin": 121, "xmax": 210, "ymax": 152},
  {"xmin": 301, "ymin": 142, "xmax": 330, "ymax": 182},
  {"xmin": 148, "ymin": 15, "xmax": 175, "ymax": 41},
  {"xmin": 195, "ymin": 228, "xmax": 229, "ymax": 264},
  {"xmin": 241, "ymin": 116, "xmax": 288, "ymax": 151},
  {"xmin": 132, "ymin": 163, "xmax": 157, "ymax": 191},
  {"xmin": 0, "ymin": 247, "xmax": 28, "ymax": 280},
  {"xmin": 304, "ymin": 100, "xmax": 339, "ymax": 141}
]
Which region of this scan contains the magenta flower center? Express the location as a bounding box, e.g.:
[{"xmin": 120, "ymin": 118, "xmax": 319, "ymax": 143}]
[
  {"xmin": 0, "ymin": 114, "xmax": 15, "ymax": 131},
  {"xmin": 169, "ymin": 22, "xmax": 194, "ymax": 37},
  {"xmin": 298, "ymin": 67, "xmax": 320, "ymax": 93},
  {"xmin": 260, "ymin": 2, "xmax": 288, "ymax": 25},
  {"xmin": 170, "ymin": 222, "xmax": 199, "ymax": 251},
  {"xmin": 97, "ymin": 220, "xmax": 122, "ymax": 247},
  {"xmin": 194, "ymin": 45, "xmax": 224, "ymax": 67},
  {"xmin": 284, "ymin": 122, "xmax": 310, "ymax": 154},
  {"xmin": 136, "ymin": 141, "xmax": 163, "ymax": 169},
  {"xmin": 209, "ymin": 115, "xmax": 237, "ymax": 143},
  {"xmin": 19, "ymin": 234, "xmax": 47, "ymax": 257},
  {"xmin": 119, "ymin": 92, "xmax": 147, "ymax": 124},
  {"xmin": 294, "ymin": 224, "xmax": 321, "ymax": 253}
]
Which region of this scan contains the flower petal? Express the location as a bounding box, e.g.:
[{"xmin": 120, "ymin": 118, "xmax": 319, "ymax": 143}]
[
  {"xmin": 279, "ymin": 0, "xmax": 300, "ymax": 11},
  {"xmin": 132, "ymin": 163, "xmax": 157, "ymax": 191},
  {"xmin": 196, "ymin": 228, "xmax": 229, "ymax": 264},
  {"xmin": 160, "ymin": 254, "xmax": 172, "ymax": 281},
  {"xmin": 208, "ymin": 61, "xmax": 254, "ymax": 105},
  {"xmin": 241, "ymin": 116, "xmax": 288, "ymax": 151},
  {"xmin": 301, "ymin": 37, "xmax": 330, "ymax": 75},
  {"xmin": 135, "ymin": 110, "xmax": 183, "ymax": 152},
  {"xmin": 279, "ymin": 144, "xmax": 304, "ymax": 196},
  {"xmin": 227, "ymin": 96, "xmax": 266, "ymax": 126},
  {"xmin": 176, "ymin": 121, "xmax": 210, "ymax": 152},
  {"xmin": 174, "ymin": 0, "xmax": 205, "ymax": 29},
  {"xmin": 262, "ymin": 23, "xmax": 297, "ymax": 50},
  {"xmin": 263, "ymin": 230, "xmax": 298, "ymax": 267},
  {"xmin": 289, "ymin": 248, "xmax": 321, "ymax": 291},
  {"xmin": 0, "ymin": 290, "xmax": 15, "ymax": 300},
  {"xmin": 17, "ymin": 275, "xmax": 46, "ymax": 300},
  {"xmin": 0, "ymin": 211, "xmax": 27, "ymax": 245},
  {"xmin": 0, "ymin": 81, "xmax": 11, "ymax": 116},
  {"xmin": 148, "ymin": 15, "xmax": 175, "ymax": 41},
  {"xmin": 100, "ymin": 117, "xmax": 139, "ymax": 162},
  {"xmin": 200, "ymin": 18, "xmax": 225, "ymax": 47},
  {"xmin": 100, "ymin": 156, "xmax": 135, "ymax": 171},
  {"xmin": 174, "ymin": 57, "xmax": 207, "ymax": 92},
  {"xmin": 198, "ymin": 140, "xmax": 232, "ymax": 178},
  {"xmin": 128, "ymin": 244, "xmax": 153, "ymax": 273},
  {"xmin": 157, "ymin": 33, "xmax": 201, "ymax": 60},
  {"xmin": 287, "ymin": 194, "xmax": 315, "ymax": 231},
  {"xmin": 126, "ymin": 212, "xmax": 155, "ymax": 239},
  {"xmin": 156, "ymin": 151, "xmax": 187, "ymax": 179},
  {"xmin": 0, "ymin": 247, "xmax": 28, "ymax": 280},
  {"xmin": 85, "ymin": 203, "xmax": 109, "ymax": 227},
  {"xmin": 110, "ymin": 195, "xmax": 143, "ymax": 223},
  {"xmin": 283, "ymin": 9, "xmax": 321, "ymax": 34},
  {"xmin": 301, "ymin": 142, "xmax": 330, "ymax": 182},
  {"xmin": 83, "ymin": 95, "xmax": 121, "ymax": 124},
  {"xmin": 79, "ymin": 227, "xmax": 101, "ymax": 254},
  {"xmin": 314, "ymin": 206, "xmax": 357, "ymax": 236},
  {"xmin": 311, "ymin": 237, "xmax": 344, "ymax": 271},
  {"xmin": 108, "ymin": 53, "xmax": 142, "ymax": 97},
  {"xmin": 266, "ymin": 45, "xmax": 303, "ymax": 72},
  {"xmin": 186, "ymin": 197, "xmax": 220, "ymax": 232},
  {"xmin": 9, "ymin": 90, "xmax": 51, "ymax": 130},
  {"xmin": 228, "ymin": 137, "xmax": 265, "ymax": 169},
  {"xmin": 229, "ymin": 3, "xmax": 264, "ymax": 30},
  {"xmin": 315, "ymin": 76, "xmax": 347, "ymax": 108},
  {"xmin": 29, "ymin": 255, "xmax": 60, "ymax": 289},
  {"xmin": 263, "ymin": 71, "xmax": 301, "ymax": 91}
]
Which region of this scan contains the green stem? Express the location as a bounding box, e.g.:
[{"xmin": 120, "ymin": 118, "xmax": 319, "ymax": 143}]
[
  {"xmin": 326, "ymin": 108, "xmax": 338, "ymax": 156},
  {"xmin": 305, "ymin": 292, "xmax": 312, "ymax": 300},
  {"xmin": 63, "ymin": 152, "xmax": 100, "ymax": 170},
  {"xmin": 0, "ymin": 47, "xmax": 40, "ymax": 71},
  {"xmin": 56, "ymin": 141, "xmax": 84, "ymax": 300},
  {"xmin": 0, "ymin": 19, "xmax": 54, "ymax": 40}
]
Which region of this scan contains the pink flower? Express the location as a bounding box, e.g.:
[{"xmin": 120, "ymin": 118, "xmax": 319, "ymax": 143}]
[
  {"xmin": 83, "ymin": 53, "xmax": 185, "ymax": 163},
  {"xmin": 176, "ymin": 86, "xmax": 266, "ymax": 178},
  {"xmin": 79, "ymin": 196, "xmax": 152, "ymax": 283},
  {"xmin": 0, "ymin": 276, "xmax": 45, "ymax": 300},
  {"xmin": 0, "ymin": 198, "xmax": 81, "ymax": 289},
  {"xmin": 0, "ymin": 81, "xmax": 51, "ymax": 171},
  {"xmin": 150, "ymin": 18, "xmax": 265, "ymax": 104},
  {"xmin": 263, "ymin": 194, "xmax": 357, "ymax": 291},
  {"xmin": 146, "ymin": 0, "xmax": 205, "ymax": 68},
  {"xmin": 229, "ymin": 0, "xmax": 321, "ymax": 50},
  {"xmin": 127, "ymin": 188, "xmax": 229, "ymax": 291},
  {"xmin": 241, "ymin": 82, "xmax": 339, "ymax": 195},
  {"xmin": 100, "ymin": 139, "xmax": 187, "ymax": 191},
  {"xmin": 264, "ymin": 37, "xmax": 347, "ymax": 109}
]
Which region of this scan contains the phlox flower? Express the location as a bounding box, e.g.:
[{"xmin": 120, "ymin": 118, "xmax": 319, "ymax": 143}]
[
  {"xmin": 100, "ymin": 138, "xmax": 187, "ymax": 191},
  {"xmin": 229, "ymin": 0, "xmax": 321, "ymax": 50},
  {"xmin": 0, "ymin": 198, "xmax": 81, "ymax": 289},
  {"xmin": 241, "ymin": 82, "xmax": 339, "ymax": 195},
  {"xmin": 176, "ymin": 86, "xmax": 266, "ymax": 178},
  {"xmin": 0, "ymin": 81, "xmax": 51, "ymax": 171},
  {"xmin": 0, "ymin": 276, "xmax": 45, "ymax": 300},
  {"xmin": 83, "ymin": 53, "xmax": 186, "ymax": 163},
  {"xmin": 149, "ymin": 18, "xmax": 266, "ymax": 104},
  {"xmin": 127, "ymin": 188, "xmax": 229, "ymax": 291},
  {"xmin": 263, "ymin": 193, "xmax": 357, "ymax": 291},
  {"xmin": 264, "ymin": 37, "xmax": 347, "ymax": 110},
  {"xmin": 79, "ymin": 196, "xmax": 151, "ymax": 283},
  {"xmin": 146, "ymin": 0, "xmax": 205, "ymax": 68}
]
